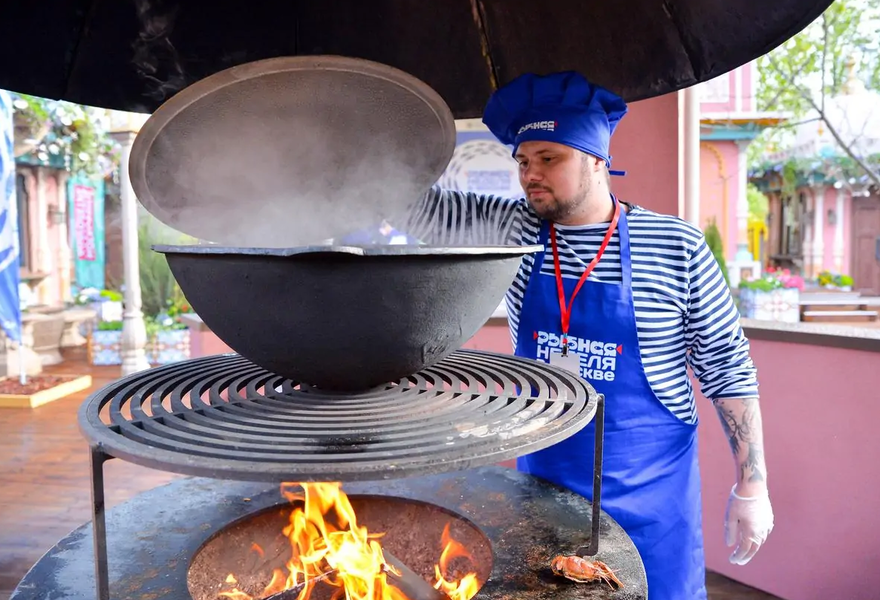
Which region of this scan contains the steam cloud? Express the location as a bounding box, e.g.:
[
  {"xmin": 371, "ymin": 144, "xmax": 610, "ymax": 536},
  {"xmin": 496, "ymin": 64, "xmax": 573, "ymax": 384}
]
[{"xmin": 128, "ymin": 0, "xmax": 512, "ymax": 249}]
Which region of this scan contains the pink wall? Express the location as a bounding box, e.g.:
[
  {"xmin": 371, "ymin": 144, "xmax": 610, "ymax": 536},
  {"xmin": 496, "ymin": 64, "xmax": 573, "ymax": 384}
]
[
  {"xmin": 462, "ymin": 319, "xmax": 512, "ymax": 353},
  {"xmin": 700, "ymin": 140, "xmax": 741, "ymax": 259},
  {"xmin": 696, "ymin": 337, "xmax": 880, "ymax": 599},
  {"xmin": 700, "ymin": 62, "xmax": 755, "ymax": 115},
  {"xmin": 700, "ymin": 69, "xmax": 738, "ymax": 113},
  {"xmin": 608, "ymin": 94, "xmax": 680, "ymax": 217}
]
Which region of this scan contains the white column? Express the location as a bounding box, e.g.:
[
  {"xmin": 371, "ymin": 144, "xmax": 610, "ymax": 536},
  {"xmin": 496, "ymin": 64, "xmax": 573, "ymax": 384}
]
[
  {"xmin": 802, "ymin": 206, "xmax": 813, "ymax": 276},
  {"xmin": 833, "ymin": 187, "xmax": 846, "ymax": 273},
  {"xmin": 111, "ymin": 130, "xmax": 150, "ymax": 375},
  {"xmin": 734, "ymin": 140, "xmax": 751, "ymax": 261},
  {"xmin": 683, "ymin": 85, "xmax": 701, "ymax": 226},
  {"xmin": 812, "ymin": 186, "xmax": 825, "ymax": 276},
  {"xmin": 34, "ymin": 167, "xmax": 51, "ymax": 304},
  {"xmin": 56, "ymin": 171, "xmax": 72, "ymax": 303}
]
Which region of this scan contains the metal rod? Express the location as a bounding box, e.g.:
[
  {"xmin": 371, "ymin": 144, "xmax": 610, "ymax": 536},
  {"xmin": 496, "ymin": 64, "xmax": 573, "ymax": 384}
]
[
  {"xmin": 383, "ymin": 549, "xmax": 450, "ymax": 600},
  {"xmin": 89, "ymin": 445, "xmax": 110, "ymax": 600},
  {"xmin": 586, "ymin": 394, "xmax": 605, "ymax": 556}
]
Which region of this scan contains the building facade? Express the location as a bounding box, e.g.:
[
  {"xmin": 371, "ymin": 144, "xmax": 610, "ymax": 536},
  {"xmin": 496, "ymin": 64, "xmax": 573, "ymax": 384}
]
[{"xmin": 749, "ymin": 59, "xmax": 880, "ymax": 294}]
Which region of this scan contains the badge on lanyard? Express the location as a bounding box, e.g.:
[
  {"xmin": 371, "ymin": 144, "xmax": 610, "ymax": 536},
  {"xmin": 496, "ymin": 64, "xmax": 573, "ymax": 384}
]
[
  {"xmin": 548, "ymin": 200, "xmax": 620, "ymax": 379},
  {"xmin": 550, "ymin": 348, "xmax": 581, "ymax": 375}
]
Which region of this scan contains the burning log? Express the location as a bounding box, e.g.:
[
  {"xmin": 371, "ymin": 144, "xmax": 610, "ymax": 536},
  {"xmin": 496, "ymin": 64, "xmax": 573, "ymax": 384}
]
[
  {"xmin": 254, "ymin": 550, "xmax": 448, "ymax": 600},
  {"xmin": 260, "ymin": 570, "xmax": 338, "ymax": 600},
  {"xmin": 383, "ymin": 549, "xmax": 451, "ymax": 600}
]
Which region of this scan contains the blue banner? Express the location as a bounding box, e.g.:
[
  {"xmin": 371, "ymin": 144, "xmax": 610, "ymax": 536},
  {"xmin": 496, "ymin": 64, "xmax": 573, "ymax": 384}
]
[
  {"xmin": 0, "ymin": 90, "xmax": 21, "ymax": 343},
  {"xmin": 67, "ymin": 174, "xmax": 106, "ymax": 291}
]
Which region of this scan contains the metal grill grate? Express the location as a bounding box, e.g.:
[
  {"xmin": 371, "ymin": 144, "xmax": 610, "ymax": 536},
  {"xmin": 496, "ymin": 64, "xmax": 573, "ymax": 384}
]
[{"xmin": 78, "ymin": 350, "xmax": 598, "ymax": 481}]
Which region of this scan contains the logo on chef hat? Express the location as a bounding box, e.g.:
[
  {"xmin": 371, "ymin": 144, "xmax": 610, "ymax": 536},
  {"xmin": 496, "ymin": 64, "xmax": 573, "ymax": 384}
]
[{"xmin": 517, "ymin": 120, "xmax": 558, "ymax": 135}]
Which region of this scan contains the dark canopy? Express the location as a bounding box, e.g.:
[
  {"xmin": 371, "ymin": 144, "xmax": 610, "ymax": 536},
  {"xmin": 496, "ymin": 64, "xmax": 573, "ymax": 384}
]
[{"xmin": 0, "ymin": 0, "xmax": 832, "ymax": 117}]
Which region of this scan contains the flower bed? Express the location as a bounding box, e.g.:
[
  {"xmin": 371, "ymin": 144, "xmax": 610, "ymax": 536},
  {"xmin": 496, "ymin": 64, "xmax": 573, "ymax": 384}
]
[
  {"xmin": 738, "ymin": 269, "xmax": 804, "ymax": 323},
  {"xmin": 0, "ymin": 374, "xmax": 93, "ymax": 408}
]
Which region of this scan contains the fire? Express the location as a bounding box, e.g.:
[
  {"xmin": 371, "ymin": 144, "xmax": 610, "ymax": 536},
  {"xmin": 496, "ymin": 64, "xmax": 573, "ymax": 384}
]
[
  {"xmin": 220, "ymin": 482, "xmax": 480, "ymax": 600},
  {"xmin": 433, "ymin": 524, "xmax": 480, "ymax": 600}
]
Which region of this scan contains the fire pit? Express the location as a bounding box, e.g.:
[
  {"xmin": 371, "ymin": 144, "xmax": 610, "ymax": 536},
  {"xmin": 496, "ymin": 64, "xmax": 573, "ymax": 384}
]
[
  {"xmin": 9, "ymin": 469, "xmax": 647, "ymax": 600},
  {"xmin": 186, "ymin": 493, "xmax": 495, "ymax": 600},
  {"xmin": 8, "ymin": 348, "xmax": 647, "ymax": 600}
]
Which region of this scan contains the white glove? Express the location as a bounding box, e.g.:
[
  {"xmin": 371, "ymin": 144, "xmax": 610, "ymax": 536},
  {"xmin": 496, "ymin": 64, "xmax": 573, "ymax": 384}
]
[{"xmin": 724, "ymin": 484, "xmax": 774, "ymax": 565}]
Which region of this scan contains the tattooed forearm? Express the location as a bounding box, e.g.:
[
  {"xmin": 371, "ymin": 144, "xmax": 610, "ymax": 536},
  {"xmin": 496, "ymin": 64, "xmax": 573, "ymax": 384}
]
[{"xmin": 713, "ymin": 397, "xmax": 768, "ymax": 491}]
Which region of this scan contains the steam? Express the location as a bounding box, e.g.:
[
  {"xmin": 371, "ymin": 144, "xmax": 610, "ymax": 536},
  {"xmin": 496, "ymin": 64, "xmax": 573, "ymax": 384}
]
[
  {"xmin": 127, "ymin": 0, "xmax": 498, "ymax": 249},
  {"xmin": 143, "ymin": 78, "xmax": 445, "ymax": 248},
  {"xmin": 132, "ymin": 0, "xmax": 188, "ymax": 103}
]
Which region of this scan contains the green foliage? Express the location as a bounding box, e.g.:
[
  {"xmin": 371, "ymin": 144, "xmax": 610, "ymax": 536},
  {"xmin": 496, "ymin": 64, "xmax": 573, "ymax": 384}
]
[
  {"xmin": 100, "ymin": 289, "xmax": 123, "ymax": 302},
  {"xmin": 138, "ymin": 217, "xmax": 194, "ymax": 320},
  {"xmin": 10, "ymin": 93, "xmax": 118, "ymax": 177},
  {"xmin": 817, "ymin": 270, "xmax": 854, "ymax": 287},
  {"xmin": 751, "ymin": 153, "xmax": 880, "ymax": 191},
  {"xmin": 748, "ymin": 0, "xmax": 880, "ymax": 172},
  {"xmin": 703, "ymin": 218, "xmax": 730, "ymax": 286},
  {"xmin": 756, "ymin": 0, "xmax": 880, "ymax": 117},
  {"xmin": 739, "ymin": 278, "xmax": 782, "ymax": 291},
  {"xmin": 739, "ymin": 268, "xmax": 805, "ymax": 291},
  {"xmin": 746, "ymin": 183, "xmax": 770, "ymax": 221}
]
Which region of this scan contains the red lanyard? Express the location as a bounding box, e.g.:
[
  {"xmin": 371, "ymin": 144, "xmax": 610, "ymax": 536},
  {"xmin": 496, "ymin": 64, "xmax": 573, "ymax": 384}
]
[{"xmin": 549, "ymin": 201, "xmax": 621, "ymax": 355}]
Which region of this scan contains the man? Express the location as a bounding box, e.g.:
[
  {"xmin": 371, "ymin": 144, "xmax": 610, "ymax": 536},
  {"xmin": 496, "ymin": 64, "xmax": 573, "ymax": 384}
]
[{"xmin": 401, "ymin": 72, "xmax": 775, "ymax": 599}]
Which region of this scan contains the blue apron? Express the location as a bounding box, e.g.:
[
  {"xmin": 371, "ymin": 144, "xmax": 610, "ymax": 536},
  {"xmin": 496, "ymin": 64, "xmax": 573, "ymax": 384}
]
[{"xmin": 515, "ymin": 203, "xmax": 707, "ymax": 599}]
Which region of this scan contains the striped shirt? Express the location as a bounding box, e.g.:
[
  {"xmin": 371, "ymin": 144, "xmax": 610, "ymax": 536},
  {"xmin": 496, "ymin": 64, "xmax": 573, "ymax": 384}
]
[{"xmin": 403, "ymin": 186, "xmax": 759, "ymax": 424}]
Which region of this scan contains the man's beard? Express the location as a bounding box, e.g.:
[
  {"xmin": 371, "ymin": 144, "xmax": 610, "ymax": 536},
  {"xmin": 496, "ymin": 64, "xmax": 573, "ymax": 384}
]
[{"xmin": 526, "ymin": 185, "xmax": 583, "ymax": 222}]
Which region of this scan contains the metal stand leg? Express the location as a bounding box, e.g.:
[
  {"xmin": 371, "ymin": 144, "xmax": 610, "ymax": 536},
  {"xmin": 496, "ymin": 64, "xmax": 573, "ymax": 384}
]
[
  {"xmin": 90, "ymin": 446, "xmax": 110, "ymax": 600},
  {"xmin": 586, "ymin": 393, "xmax": 605, "ymax": 556}
]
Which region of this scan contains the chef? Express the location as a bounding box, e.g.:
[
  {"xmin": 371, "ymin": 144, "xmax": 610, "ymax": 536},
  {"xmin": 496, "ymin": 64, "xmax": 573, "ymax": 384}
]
[{"xmin": 402, "ymin": 72, "xmax": 775, "ymax": 599}]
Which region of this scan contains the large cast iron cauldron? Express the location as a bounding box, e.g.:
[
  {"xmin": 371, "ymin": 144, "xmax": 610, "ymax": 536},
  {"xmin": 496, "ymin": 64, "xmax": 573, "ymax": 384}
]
[
  {"xmin": 155, "ymin": 244, "xmax": 541, "ymax": 390},
  {"xmin": 130, "ymin": 56, "xmax": 540, "ymax": 388}
]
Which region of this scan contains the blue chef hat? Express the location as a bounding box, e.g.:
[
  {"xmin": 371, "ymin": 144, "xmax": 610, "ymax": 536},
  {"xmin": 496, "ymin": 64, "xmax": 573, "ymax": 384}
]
[{"xmin": 482, "ymin": 71, "xmax": 628, "ymax": 171}]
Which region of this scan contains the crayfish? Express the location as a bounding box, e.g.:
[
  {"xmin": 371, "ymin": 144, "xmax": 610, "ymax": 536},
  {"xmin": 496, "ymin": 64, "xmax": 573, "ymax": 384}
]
[{"xmin": 550, "ymin": 554, "xmax": 624, "ymax": 590}]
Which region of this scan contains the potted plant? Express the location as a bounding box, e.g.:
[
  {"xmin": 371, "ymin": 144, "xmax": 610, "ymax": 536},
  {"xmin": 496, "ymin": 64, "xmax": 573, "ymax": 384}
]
[
  {"xmin": 816, "ymin": 271, "xmax": 854, "ymax": 292},
  {"xmin": 738, "ymin": 268, "xmax": 804, "ymax": 323},
  {"xmin": 147, "ymin": 296, "xmax": 192, "ymax": 365}
]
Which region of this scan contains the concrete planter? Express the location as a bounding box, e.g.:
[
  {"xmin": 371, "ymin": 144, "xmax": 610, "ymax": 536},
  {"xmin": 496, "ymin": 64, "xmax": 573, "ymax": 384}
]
[
  {"xmin": 150, "ymin": 329, "xmax": 191, "ymax": 365},
  {"xmin": 738, "ymin": 288, "xmax": 800, "ymax": 323},
  {"xmin": 89, "ymin": 329, "xmax": 123, "ymax": 365},
  {"xmin": 88, "ymin": 328, "xmax": 192, "ymax": 366}
]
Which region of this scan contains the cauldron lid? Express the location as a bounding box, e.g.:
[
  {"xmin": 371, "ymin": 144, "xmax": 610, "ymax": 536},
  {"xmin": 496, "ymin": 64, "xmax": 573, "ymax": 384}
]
[{"xmin": 129, "ymin": 56, "xmax": 456, "ymax": 247}]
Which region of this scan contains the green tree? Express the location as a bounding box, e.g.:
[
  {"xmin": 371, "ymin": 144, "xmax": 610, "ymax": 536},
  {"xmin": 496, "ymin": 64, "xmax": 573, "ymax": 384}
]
[
  {"xmin": 704, "ymin": 218, "xmax": 730, "ymax": 286},
  {"xmin": 749, "ymin": 0, "xmax": 880, "ymax": 186},
  {"xmin": 746, "ymin": 183, "xmax": 769, "ymax": 221}
]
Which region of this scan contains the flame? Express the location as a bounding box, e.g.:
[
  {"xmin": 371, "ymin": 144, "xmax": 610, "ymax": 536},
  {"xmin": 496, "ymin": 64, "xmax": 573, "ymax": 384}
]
[
  {"xmin": 219, "ymin": 483, "xmax": 480, "ymax": 600},
  {"xmin": 433, "ymin": 524, "xmax": 480, "ymax": 600}
]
